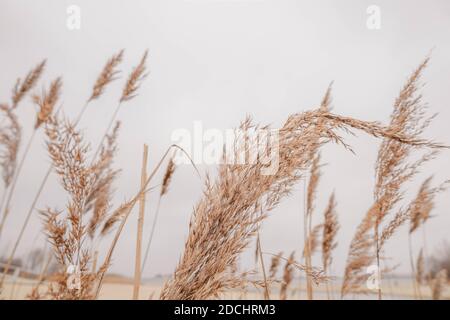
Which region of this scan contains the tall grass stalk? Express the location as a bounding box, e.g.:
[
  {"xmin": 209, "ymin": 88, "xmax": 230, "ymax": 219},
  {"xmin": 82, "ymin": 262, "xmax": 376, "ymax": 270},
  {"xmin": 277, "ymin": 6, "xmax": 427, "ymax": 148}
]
[{"xmin": 133, "ymin": 144, "xmax": 148, "ymax": 300}]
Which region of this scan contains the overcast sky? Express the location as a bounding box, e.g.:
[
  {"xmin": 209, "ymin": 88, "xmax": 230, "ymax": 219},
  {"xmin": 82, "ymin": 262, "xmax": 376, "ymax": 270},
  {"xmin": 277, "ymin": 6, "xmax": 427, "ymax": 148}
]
[{"xmin": 1, "ymin": 0, "xmax": 450, "ymax": 280}]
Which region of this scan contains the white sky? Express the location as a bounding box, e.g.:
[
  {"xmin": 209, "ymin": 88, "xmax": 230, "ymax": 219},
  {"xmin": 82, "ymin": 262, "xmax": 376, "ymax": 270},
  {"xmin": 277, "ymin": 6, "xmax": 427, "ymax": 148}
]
[{"xmin": 1, "ymin": 0, "xmax": 449, "ymax": 279}]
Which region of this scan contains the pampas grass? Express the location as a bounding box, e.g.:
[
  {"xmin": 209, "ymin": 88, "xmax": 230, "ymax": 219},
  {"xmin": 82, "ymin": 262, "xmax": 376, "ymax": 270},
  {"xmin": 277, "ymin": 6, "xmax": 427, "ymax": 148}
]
[
  {"xmin": 303, "ymin": 224, "xmax": 322, "ymax": 258},
  {"xmin": 92, "ymin": 50, "xmax": 148, "ymax": 162},
  {"xmin": 0, "ymin": 104, "xmax": 21, "ymax": 190},
  {"xmin": 341, "ymin": 57, "xmax": 446, "ymax": 299},
  {"xmin": 0, "ymin": 50, "xmax": 145, "ymax": 295},
  {"xmin": 269, "ymin": 252, "xmax": 283, "ymax": 280},
  {"xmin": 1, "ymin": 53, "xmax": 449, "ymax": 302},
  {"xmin": 280, "ymin": 252, "xmax": 295, "ymax": 300},
  {"xmin": 304, "ymin": 153, "xmax": 322, "ymax": 300},
  {"xmin": 11, "ymin": 60, "xmax": 46, "ymax": 109},
  {"xmin": 1, "ymin": 77, "xmax": 61, "ymax": 224},
  {"xmin": 159, "ymin": 94, "xmax": 434, "ymax": 300},
  {"xmin": 255, "ymin": 233, "xmax": 270, "ymax": 299},
  {"xmin": 405, "ymin": 177, "xmax": 449, "ymax": 298},
  {"xmin": 431, "ymin": 269, "xmax": 447, "ymax": 300},
  {"xmin": 0, "ymin": 77, "xmax": 62, "ymax": 287},
  {"xmin": 0, "ymin": 59, "xmax": 45, "ymax": 217},
  {"xmin": 89, "ymin": 50, "xmax": 124, "ymax": 103},
  {"xmin": 40, "ymin": 115, "xmax": 97, "ymax": 299},
  {"xmin": 0, "ymin": 50, "xmax": 127, "ymax": 290},
  {"xmin": 322, "ymin": 192, "xmax": 339, "ymax": 299},
  {"xmin": 33, "ymin": 78, "xmax": 63, "ymax": 129}
]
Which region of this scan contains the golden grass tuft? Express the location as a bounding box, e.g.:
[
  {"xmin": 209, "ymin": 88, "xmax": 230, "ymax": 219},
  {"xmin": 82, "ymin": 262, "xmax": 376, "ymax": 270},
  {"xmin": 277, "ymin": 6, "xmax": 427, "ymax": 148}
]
[
  {"xmin": 0, "ymin": 104, "xmax": 21, "ymax": 188},
  {"xmin": 33, "ymin": 78, "xmax": 62, "ymax": 129},
  {"xmin": 89, "ymin": 50, "xmax": 124, "ymax": 102},
  {"xmin": 341, "ymin": 58, "xmax": 446, "ymax": 298},
  {"xmin": 120, "ymin": 50, "xmax": 148, "ymax": 102},
  {"xmin": 12, "ymin": 60, "xmax": 46, "ymax": 109},
  {"xmin": 279, "ymin": 252, "xmax": 295, "ymax": 300},
  {"xmin": 160, "ymin": 100, "xmax": 436, "ymax": 300},
  {"xmin": 0, "ymin": 53, "xmax": 449, "ymax": 302},
  {"xmin": 322, "ymin": 193, "xmax": 339, "ymax": 274}
]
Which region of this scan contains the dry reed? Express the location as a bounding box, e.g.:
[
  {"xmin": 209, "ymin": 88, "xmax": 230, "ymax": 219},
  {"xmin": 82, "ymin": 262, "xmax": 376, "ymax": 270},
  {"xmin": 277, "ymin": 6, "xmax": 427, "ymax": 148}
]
[
  {"xmin": 33, "ymin": 78, "xmax": 62, "ymax": 129},
  {"xmin": 0, "ymin": 78, "xmax": 62, "ymax": 283},
  {"xmin": 86, "ymin": 122, "xmax": 121, "ymax": 238},
  {"xmin": 160, "ymin": 91, "xmax": 432, "ymax": 300},
  {"xmin": 322, "ymin": 193, "xmax": 339, "ymax": 299},
  {"xmin": 120, "ymin": 50, "xmax": 148, "ymax": 103},
  {"xmin": 303, "ymin": 224, "xmax": 322, "ymax": 258},
  {"xmin": 133, "ymin": 144, "xmax": 149, "ymax": 300},
  {"xmin": 416, "ymin": 248, "xmax": 424, "ymax": 299},
  {"xmin": 92, "ymin": 50, "xmax": 148, "ymax": 162},
  {"xmin": 341, "ymin": 57, "xmax": 445, "ymax": 298},
  {"xmin": 1, "ymin": 53, "xmax": 449, "ymax": 302},
  {"xmin": 11, "ymin": 60, "xmax": 46, "ymax": 109},
  {"xmin": 141, "ymin": 155, "xmax": 176, "ymax": 271},
  {"xmin": 431, "ymin": 269, "xmax": 447, "ymax": 300},
  {"xmin": 304, "ymin": 153, "xmax": 321, "ymax": 300},
  {"xmin": 0, "ymin": 104, "xmax": 21, "ymax": 189},
  {"xmin": 94, "ymin": 145, "xmax": 185, "ymax": 299},
  {"xmin": 0, "ymin": 52, "xmax": 125, "ymax": 288},
  {"xmin": 322, "ymin": 193, "xmax": 338, "ymax": 274},
  {"xmin": 89, "ymin": 50, "xmax": 124, "ymax": 103},
  {"xmin": 269, "ymin": 251, "xmax": 283, "ymax": 279},
  {"xmin": 40, "ymin": 115, "xmax": 97, "ymax": 299},
  {"xmin": 279, "ymin": 252, "xmax": 295, "ymax": 300}
]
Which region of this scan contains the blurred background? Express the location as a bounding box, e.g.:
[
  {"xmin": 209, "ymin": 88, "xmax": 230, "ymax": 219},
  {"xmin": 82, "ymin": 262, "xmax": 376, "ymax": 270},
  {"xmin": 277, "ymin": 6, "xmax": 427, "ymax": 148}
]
[{"xmin": 0, "ymin": 0, "xmax": 449, "ymax": 281}]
